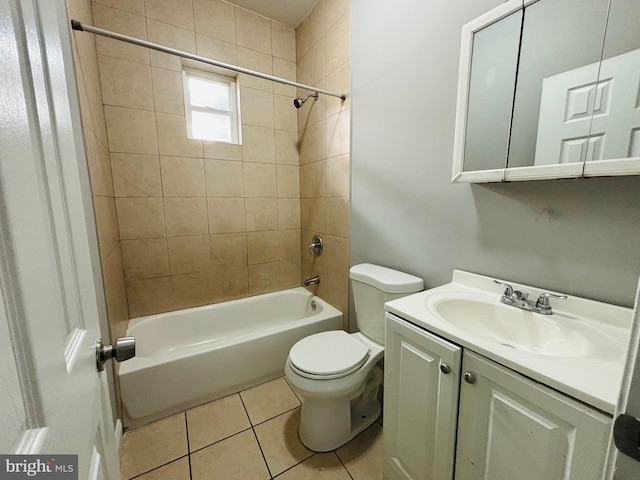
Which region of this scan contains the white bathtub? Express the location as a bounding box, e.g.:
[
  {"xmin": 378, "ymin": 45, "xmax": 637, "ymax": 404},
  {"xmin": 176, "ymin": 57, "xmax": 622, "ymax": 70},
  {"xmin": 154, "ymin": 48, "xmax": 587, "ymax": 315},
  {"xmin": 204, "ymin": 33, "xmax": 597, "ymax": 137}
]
[{"xmin": 119, "ymin": 287, "xmax": 342, "ymax": 427}]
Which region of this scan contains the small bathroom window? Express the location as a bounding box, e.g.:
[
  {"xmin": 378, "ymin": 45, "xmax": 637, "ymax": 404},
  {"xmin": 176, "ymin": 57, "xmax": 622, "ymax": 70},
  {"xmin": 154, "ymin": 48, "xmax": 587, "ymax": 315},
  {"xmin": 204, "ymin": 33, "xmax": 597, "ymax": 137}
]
[{"xmin": 182, "ymin": 68, "xmax": 240, "ymax": 144}]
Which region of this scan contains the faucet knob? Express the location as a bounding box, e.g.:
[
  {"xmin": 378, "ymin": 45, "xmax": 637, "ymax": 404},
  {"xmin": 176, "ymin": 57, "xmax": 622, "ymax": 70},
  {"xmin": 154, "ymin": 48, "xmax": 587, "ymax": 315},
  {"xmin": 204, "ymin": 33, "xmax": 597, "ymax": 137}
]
[
  {"xmin": 493, "ymin": 280, "xmax": 514, "ymax": 297},
  {"xmin": 535, "ymin": 292, "xmax": 568, "ymax": 310}
]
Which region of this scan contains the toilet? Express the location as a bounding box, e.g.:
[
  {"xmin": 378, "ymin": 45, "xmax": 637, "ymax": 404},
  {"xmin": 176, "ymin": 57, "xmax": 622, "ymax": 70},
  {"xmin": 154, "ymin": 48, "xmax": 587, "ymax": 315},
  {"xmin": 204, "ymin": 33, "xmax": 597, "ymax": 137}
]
[{"xmin": 285, "ymin": 263, "xmax": 423, "ymax": 452}]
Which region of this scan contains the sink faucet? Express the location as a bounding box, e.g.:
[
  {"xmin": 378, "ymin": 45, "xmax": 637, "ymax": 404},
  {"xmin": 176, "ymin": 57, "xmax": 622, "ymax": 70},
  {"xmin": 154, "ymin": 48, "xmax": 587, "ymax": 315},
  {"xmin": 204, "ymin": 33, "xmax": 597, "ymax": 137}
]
[
  {"xmin": 304, "ymin": 276, "xmax": 320, "ymax": 287},
  {"xmin": 493, "ymin": 280, "xmax": 567, "ymax": 315}
]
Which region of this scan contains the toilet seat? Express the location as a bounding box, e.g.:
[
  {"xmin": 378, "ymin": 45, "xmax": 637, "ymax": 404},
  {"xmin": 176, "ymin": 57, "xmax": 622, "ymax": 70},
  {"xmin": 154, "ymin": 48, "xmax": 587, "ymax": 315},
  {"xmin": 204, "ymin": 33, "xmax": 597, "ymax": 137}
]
[{"xmin": 288, "ymin": 330, "xmax": 370, "ymax": 380}]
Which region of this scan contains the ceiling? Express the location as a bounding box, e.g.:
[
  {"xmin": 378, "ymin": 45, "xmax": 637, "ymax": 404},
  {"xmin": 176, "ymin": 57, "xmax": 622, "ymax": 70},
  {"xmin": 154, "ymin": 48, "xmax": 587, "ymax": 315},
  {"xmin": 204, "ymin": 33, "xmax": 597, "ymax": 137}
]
[{"xmin": 226, "ymin": 0, "xmax": 317, "ymax": 28}]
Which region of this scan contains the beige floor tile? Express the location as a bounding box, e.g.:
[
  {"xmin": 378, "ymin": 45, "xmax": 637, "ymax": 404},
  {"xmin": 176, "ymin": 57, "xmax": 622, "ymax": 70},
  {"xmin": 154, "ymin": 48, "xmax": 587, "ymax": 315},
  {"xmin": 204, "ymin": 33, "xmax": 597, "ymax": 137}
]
[
  {"xmin": 240, "ymin": 377, "xmax": 301, "ymax": 425},
  {"xmin": 274, "ymin": 453, "xmax": 352, "ymax": 480},
  {"xmin": 191, "ymin": 430, "xmax": 270, "ymax": 480},
  {"xmin": 336, "ymin": 422, "xmax": 384, "ymax": 480},
  {"xmin": 187, "ymin": 394, "xmax": 252, "ymax": 451},
  {"xmin": 135, "ymin": 457, "xmax": 190, "ymax": 480},
  {"xmin": 120, "ymin": 413, "xmax": 188, "ymax": 479},
  {"xmin": 254, "ymin": 408, "xmax": 313, "ymax": 477}
]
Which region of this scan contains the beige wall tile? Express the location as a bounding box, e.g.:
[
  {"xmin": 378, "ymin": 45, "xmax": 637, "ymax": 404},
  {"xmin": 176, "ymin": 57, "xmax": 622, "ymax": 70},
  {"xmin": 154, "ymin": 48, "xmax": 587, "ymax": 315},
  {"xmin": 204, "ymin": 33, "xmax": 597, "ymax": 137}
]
[
  {"xmin": 116, "ymin": 197, "xmax": 166, "ymax": 239},
  {"xmin": 105, "ymin": 106, "xmax": 158, "ymax": 154},
  {"xmin": 164, "ymin": 197, "xmax": 208, "ymax": 236},
  {"xmin": 207, "ymin": 198, "xmax": 246, "ymax": 233},
  {"xmin": 300, "ymin": 198, "xmax": 327, "ymax": 233},
  {"xmin": 279, "ymin": 259, "xmax": 301, "ymax": 289},
  {"xmin": 102, "ymin": 245, "xmax": 129, "ymax": 338},
  {"xmin": 127, "ymin": 276, "xmax": 173, "ymax": 318},
  {"xmin": 171, "ymin": 271, "xmax": 213, "ymax": 309},
  {"xmin": 204, "ymin": 141, "xmax": 243, "ymax": 161},
  {"xmin": 235, "ymin": 7, "xmax": 271, "ymax": 55},
  {"xmin": 99, "ymin": 55, "xmax": 153, "ymax": 110},
  {"xmin": 276, "ymin": 165, "xmax": 299, "ymax": 198},
  {"xmin": 111, "ymin": 153, "xmax": 162, "ymax": 197},
  {"xmin": 297, "ymin": 37, "xmax": 325, "ymax": 87},
  {"xmin": 274, "ymin": 94, "xmax": 298, "ymax": 133},
  {"xmin": 325, "ymin": 197, "xmax": 349, "ymax": 237},
  {"xmin": 167, "ymin": 235, "xmax": 210, "ymax": 274},
  {"xmin": 120, "ymin": 413, "xmax": 188, "ymax": 479},
  {"xmin": 160, "ymin": 156, "xmax": 206, "ymax": 197},
  {"xmin": 297, "ymin": 86, "xmax": 327, "ymax": 131},
  {"xmin": 240, "ymin": 87, "xmax": 274, "ymax": 129},
  {"xmin": 121, "ymin": 238, "xmax": 170, "ymax": 281},
  {"xmin": 242, "ymin": 126, "xmax": 275, "ymax": 164},
  {"xmin": 243, "ymin": 163, "xmax": 276, "ymax": 197},
  {"xmin": 323, "ymin": 269, "xmax": 349, "ymax": 321},
  {"xmin": 209, "ymin": 233, "xmax": 247, "ymax": 267},
  {"xmin": 295, "ymin": 0, "xmax": 325, "ymax": 62},
  {"xmin": 152, "ymin": 67, "xmax": 185, "ymax": 115},
  {"xmin": 145, "ymin": 0, "xmax": 194, "ymax": 31},
  {"xmin": 190, "ymin": 430, "xmax": 270, "ymax": 480},
  {"xmin": 325, "ymin": 60, "xmax": 350, "ymax": 116},
  {"xmin": 279, "ymin": 229, "xmax": 301, "ymax": 261},
  {"xmin": 136, "ymin": 457, "xmax": 190, "ymax": 480},
  {"xmin": 253, "ymin": 408, "xmax": 312, "ymax": 476},
  {"xmin": 300, "ymin": 160, "xmax": 327, "ymax": 198},
  {"xmin": 248, "ymin": 261, "xmax": 280, "ymax": 296},
  {"xmin": 326, "ymin": 154, "xmax": 349, "ymax": 197},
  {"xmin": 298, "ymin": 119, "xmax": 327, "ymax": 164},
  {"xmin": 193, "ymin": 0, "xmax": 236, "ymax": 44},
  {"xmin": 212, "ymin": 266, "xmax": 248, "ymax": 302},
  {"xmin": 247, "ymin": 231, "xmax": 279, "ymax": 265},
  {"xmin": 186, "ymin": 395, "xmax": 251, "ymax": 451},
  {"xmin": 325, "ymin": 11, "xmax": 350, "ymax": 75},
  {"xmin": 237, "ymin": 47, "xmax": 273, "ymax": 92},
  {"xmin": 147, "ymin": 19, "xmax": 196, "ymax": 71},
  {"xmin": 196, "ymin": 34, "xmax": 238, "ymax": 65},
  {"xmin": 84, "ymin": 132, "xmax": 114, "ymax": 197},
  {"xmin": 92, "ymin": 197, "xmax": 119, "ymax": 259},
  {"xmin": 205, "ymin": 159, "xmax": 244, "ymax": 197},
  {"xmin": 93, "ymin": 0, "xmax": 144, "ymax": 15},
  {"xmin": 92, "ymin": 4, "xmax": 149, "ymax": 64},
  {"xmin": 326, "ymin": 0, "xmax": 350, "ymax": 30},
  {"xmin": 245, "ymin": 198, "xmax": 277, "ymax": 231},
  {"xmin": 271, "ymin": 21, "xmax": 295, "ymax": 62},
  {"xmin": 327, "ymin": 108, "xmax": 350, "ymax": 158},
  {"xmin": 275, "ymin": 130, "xmax": 299, "ymax": 165},
  {"xmin": 272, "ymin": 57, "xmax": 296, "ymax": 97},
  {"xmin": 156, "ymin": 112, "xmax": 204, "ymax": 158},
  {"xmin": 323, "ymin": 234, "xmax": 349, "ymax": 276},
  {"xmin": 277, "ymin": 198, "xmax": 300, "ymax": 230}
]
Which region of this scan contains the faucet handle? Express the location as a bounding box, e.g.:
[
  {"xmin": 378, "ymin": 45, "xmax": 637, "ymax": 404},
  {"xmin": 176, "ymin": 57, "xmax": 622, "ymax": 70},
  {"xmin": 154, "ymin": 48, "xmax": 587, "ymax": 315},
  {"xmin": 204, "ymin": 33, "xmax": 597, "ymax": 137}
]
[
  {"xmin": 535, "ymin": 292, "xmax": 568, "ymax": 310},
  {"xmin": 493, "ymin": 280, "xmax": 514, "ymax": 297}
]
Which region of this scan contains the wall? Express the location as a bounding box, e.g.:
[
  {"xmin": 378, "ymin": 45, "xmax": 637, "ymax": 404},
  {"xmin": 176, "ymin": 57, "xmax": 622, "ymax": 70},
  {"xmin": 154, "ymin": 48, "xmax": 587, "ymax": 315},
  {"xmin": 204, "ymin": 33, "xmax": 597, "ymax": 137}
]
[
  {"xmin": 296, "ymin": 0, "xmax": 351, "ymax": 322},
  {"xmin": 89, "ymin": 0, "xmax": 301, "ymax": 317},
  {"xmin": 350, "ymin": 0, "xmax": 640, "ymax": 308}
]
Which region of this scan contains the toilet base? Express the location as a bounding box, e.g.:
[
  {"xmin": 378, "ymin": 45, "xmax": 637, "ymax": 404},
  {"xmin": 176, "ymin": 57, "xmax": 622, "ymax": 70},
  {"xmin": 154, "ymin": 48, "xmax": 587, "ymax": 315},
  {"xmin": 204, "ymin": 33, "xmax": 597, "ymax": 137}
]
[{"xmin": 298, "ymin": 364, "xmax": 383, "ymax": 452}]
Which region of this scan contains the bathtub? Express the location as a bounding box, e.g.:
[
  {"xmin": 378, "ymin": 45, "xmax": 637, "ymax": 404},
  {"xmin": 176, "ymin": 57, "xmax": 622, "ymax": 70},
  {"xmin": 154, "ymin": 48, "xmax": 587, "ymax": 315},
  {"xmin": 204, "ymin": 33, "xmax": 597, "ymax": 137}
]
[{"xmin": 119, "ymin": 287, "xmax": 342, "ymax": 428}]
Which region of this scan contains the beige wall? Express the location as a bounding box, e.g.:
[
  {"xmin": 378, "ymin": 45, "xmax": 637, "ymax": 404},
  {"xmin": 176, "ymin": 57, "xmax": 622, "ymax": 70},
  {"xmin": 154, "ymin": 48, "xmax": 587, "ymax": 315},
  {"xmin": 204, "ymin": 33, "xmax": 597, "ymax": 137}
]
[
  {"xmin": 89, "ymin": 0, "xmax": 301, "ymax": 317},
  {"xmin": 296, "ymin": 0, "xmax": 351, "ymax": 324}
]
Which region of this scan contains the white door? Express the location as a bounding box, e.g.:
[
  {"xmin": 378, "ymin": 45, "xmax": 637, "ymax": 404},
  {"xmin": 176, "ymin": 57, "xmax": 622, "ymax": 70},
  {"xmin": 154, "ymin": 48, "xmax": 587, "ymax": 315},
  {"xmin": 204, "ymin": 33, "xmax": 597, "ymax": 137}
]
[
  {"xmin": 384, "ymin": 314, "xmax": 462, "ymax": 480},
  {"xmin": 0, "ymin": 0, "xmax": 120, "ymax": 478},
  {"xmin": 455, "ymin": 351, "xmax": 612, "ymax": 480}
]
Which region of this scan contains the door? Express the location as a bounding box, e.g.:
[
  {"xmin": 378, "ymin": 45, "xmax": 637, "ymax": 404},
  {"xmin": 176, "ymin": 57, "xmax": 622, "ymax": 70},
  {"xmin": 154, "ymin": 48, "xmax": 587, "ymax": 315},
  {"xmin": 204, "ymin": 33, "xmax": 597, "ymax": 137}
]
[
  {"xmin": 384, "ymin": 314, "xmax": 462, "ymax": 480},
  {"xmin": 455, "ymin": 351, "xmax": 612, "ymax": 480},
  {"xmin": 0, "ymin": 0, "xmax": 120, "ymax": 478}
]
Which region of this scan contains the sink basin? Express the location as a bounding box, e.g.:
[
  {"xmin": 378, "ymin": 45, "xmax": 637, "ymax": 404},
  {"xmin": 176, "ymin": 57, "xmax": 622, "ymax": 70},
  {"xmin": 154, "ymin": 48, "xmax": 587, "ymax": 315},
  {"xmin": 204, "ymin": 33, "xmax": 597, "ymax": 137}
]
[{"xmin": 427, "ymin": 295, "xmax": 591, "ymax": 357}]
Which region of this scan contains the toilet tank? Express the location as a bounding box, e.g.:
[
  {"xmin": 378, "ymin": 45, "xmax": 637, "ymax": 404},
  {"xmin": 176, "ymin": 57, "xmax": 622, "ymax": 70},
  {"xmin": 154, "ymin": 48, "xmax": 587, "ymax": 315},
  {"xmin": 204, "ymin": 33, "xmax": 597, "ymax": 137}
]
[{"xmin": 350, "ymin": 264, "xmax": 423, "ymax": 344}]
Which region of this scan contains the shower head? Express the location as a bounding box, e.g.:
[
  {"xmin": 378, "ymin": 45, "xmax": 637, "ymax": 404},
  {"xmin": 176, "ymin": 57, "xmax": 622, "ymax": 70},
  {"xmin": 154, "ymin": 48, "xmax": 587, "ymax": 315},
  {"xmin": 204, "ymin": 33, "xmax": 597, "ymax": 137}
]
[{"xmin": 293, "ymin": 93, "xmax": 318, "ymax": 109}]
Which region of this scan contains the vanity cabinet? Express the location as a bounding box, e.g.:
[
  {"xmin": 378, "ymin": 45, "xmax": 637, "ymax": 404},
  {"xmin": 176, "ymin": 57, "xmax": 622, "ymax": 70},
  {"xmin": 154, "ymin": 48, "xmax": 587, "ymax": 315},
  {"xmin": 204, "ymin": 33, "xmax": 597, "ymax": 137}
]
[{"xmin": 384, "ymin": 313, "xmax": 613, "ymax": 480}]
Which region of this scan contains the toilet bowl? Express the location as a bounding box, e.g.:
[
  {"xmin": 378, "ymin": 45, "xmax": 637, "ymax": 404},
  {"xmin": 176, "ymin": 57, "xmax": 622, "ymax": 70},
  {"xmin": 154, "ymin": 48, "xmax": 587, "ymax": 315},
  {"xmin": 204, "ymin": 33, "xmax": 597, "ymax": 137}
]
[{"xmin": 285, "ymin": 264, "xmax": 423, "ymax": 452}]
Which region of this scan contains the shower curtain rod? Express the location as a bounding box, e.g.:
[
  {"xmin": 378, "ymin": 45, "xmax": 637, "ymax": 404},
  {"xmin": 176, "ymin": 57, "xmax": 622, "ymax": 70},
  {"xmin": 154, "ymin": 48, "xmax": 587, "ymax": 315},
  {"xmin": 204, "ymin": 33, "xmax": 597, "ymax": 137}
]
[{"xmin": 70, "ymin": 20, "xmax": 347, "ymax": 101}]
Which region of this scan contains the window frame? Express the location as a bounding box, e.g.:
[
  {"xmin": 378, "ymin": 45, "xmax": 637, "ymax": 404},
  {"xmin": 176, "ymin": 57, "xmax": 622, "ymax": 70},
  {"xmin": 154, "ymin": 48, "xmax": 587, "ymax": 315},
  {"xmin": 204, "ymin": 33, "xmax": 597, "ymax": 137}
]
[{"xmin": 182, "ymin": 67, "xmax": 241, "ymax": 144}]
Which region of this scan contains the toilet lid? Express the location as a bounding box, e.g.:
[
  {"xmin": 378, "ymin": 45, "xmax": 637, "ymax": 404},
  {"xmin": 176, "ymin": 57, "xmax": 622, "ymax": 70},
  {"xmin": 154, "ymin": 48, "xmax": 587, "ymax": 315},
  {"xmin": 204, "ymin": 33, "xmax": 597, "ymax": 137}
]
[{"xmin": 289, "ymin": 330, "xmax": 370, "ymax": 378}]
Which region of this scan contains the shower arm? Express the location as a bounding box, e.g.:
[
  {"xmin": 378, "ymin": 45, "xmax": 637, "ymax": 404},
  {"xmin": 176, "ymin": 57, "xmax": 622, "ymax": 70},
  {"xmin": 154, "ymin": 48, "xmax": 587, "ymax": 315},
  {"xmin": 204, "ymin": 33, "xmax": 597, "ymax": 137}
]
[{"xmin": 70, "ymin": 20, "xmax": 347, "ymax": 102}]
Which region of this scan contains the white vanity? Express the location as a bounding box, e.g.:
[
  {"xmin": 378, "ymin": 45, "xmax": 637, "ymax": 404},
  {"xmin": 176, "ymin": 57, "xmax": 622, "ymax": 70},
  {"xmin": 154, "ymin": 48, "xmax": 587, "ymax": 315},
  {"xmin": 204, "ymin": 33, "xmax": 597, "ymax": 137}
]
[{"xmin": 382, "ymin": 270, "xmax": 632, "ymax": 480}]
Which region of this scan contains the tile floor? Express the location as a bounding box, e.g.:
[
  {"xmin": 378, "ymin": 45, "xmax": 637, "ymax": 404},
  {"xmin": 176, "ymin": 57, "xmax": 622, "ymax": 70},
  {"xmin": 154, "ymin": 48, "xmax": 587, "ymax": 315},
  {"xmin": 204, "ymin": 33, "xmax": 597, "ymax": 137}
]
[{"xmin": 120, "ymin": 377, "xmax": 384, "ymax": 479}]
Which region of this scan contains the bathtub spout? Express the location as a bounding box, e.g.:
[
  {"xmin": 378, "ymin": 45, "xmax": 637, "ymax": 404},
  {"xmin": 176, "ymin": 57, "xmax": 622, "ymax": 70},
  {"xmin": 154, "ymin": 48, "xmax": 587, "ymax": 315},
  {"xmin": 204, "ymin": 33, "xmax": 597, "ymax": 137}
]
[{"xmin": 304, "ymin": 276, "xmax": 320, "ymax": 287}]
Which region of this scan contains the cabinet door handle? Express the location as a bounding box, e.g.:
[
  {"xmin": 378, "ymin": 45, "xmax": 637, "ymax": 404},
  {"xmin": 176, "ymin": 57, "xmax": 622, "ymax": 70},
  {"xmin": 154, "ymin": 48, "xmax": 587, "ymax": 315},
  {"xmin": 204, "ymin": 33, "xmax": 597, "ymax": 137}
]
[
  {"xmin": 463, "ymin": 372, "xmax": 476, "ymax": 384},
  {"xmin": 440, "ymin": 363, "xmax": 451, "ymax": 374}
]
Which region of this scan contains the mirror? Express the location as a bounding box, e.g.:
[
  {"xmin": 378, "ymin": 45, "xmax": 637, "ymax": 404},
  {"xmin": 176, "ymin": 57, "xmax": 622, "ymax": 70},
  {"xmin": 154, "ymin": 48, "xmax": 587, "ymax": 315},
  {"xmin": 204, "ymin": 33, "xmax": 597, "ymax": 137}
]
[{"xmin": 452, "ymin": 0, "xmax": 640, "ymax": 183}]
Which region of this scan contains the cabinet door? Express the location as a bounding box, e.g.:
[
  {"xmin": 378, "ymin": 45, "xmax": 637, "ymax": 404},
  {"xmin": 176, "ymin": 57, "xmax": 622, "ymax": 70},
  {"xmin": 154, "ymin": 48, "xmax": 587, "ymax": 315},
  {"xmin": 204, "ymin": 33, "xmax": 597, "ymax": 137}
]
[
  {"xmin": 384, "ymin": 314, "xmax": 462, "ymax": 480},
  {"xmin": 455, "ymin": 351, "xmax": 612, "ymax": 480}
]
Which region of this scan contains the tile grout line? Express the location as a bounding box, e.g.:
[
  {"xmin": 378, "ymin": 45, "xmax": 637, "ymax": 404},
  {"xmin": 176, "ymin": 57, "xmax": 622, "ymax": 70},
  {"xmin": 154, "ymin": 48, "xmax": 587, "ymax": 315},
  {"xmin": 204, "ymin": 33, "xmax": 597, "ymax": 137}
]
[
  {"xmin": 184, "ymin": 412, "xmax": 194, "ymax": 480},
  {"xmin": 333, "ymin": 450, "xmax": 355, "ymax": 480},
  {"xmin": 238, "ymin": 393, "xmax": 274, "ymax": 479}
]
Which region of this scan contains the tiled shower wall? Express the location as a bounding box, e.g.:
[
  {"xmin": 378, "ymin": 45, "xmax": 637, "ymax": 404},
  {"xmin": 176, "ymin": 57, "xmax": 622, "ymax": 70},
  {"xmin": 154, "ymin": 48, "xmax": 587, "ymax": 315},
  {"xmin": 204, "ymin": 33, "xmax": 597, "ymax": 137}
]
[
  {"xmin": 296, "ymin": 0, "xmax": 351, "ymax": 323},
  {"xmin": 89, "ymin": 0, "xmax": 302, "ymax": 317}
]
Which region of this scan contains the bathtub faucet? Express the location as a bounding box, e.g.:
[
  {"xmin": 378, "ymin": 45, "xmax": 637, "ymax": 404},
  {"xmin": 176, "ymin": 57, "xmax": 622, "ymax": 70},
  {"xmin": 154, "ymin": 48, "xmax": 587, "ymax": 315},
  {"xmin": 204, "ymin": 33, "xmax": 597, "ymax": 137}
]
[{"xmin": 304, "ymin": 276, "xmax": 320, "ymax": 287}]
